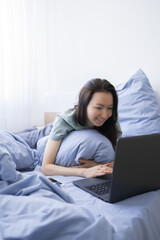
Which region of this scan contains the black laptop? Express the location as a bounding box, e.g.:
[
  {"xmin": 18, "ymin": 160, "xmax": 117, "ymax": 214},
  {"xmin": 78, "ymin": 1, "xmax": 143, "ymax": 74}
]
[{"xmin": 73, "ymin": 133, "xmax": 160, "ymax": 203}]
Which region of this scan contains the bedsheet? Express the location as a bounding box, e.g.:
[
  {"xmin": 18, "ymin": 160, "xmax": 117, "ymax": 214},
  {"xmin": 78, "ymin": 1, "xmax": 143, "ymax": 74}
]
[
  {"xmin": 2, "ymin": 165, "xmax": 160, "ymax": 240},
  {"xmin": 51, "ymin": 175, "xmax": 160, "ymax": 240},
  {"xmin": 1, "ymin": 166, "xmax": 160, "ymax": 239}
]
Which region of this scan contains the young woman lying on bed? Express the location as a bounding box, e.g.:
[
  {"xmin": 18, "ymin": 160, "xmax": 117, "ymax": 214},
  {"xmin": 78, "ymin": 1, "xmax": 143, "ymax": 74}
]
[{"xmin": 40, "ymin": 78, "xmax": 122, "ymax": 178}]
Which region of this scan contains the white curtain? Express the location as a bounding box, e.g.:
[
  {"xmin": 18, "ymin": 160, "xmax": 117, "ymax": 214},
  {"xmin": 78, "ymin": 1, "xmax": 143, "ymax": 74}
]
[{"xmin": 0, "ymin": 0, "xmax": 48, "ymax": 132}]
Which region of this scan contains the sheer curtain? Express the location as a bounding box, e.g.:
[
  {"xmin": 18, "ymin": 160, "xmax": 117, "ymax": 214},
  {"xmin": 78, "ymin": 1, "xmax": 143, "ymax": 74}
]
[{"xmin": 0, "ymin": 0, "xmax": 48, "ymax": 132}]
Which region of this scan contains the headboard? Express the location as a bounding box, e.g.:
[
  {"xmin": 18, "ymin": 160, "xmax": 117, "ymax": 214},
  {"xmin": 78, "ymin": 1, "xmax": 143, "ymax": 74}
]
[{"xmin": 44, "ymin": 112, "xmax": 59, "ymax": 125}]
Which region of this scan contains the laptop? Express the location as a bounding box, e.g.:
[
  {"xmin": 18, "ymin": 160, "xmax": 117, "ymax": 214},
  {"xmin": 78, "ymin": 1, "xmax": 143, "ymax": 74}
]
[{"xmin": 73, "ymin": 133, "xmax": 160, "ymax": 203}]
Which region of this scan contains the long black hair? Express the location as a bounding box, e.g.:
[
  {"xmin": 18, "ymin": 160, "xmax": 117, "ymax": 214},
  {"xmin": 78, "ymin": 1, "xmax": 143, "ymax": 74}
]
[{"xmin": 75, "ymin": 78, "xmax": 118, "ymax": 148}]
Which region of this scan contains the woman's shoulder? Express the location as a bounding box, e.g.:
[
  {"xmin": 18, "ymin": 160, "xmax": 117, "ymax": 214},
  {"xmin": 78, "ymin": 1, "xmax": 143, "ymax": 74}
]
[
  {"xmin": 57, "ymin": 108, "xmax": 88, "ymax": 131},
  {"xmin": 56, "ymin": 108, "xmax": 76, "ymax": 124}
]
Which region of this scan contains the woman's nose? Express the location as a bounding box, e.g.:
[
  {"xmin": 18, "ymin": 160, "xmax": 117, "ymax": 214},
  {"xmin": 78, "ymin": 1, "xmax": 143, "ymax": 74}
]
[{"xmin": 101, "ymin": 110, "xmax": 110, "ymax": 120}]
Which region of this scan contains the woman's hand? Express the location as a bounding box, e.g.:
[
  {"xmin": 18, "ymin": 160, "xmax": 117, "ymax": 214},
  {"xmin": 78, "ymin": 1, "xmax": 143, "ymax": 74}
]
[{"xmin": 82, "ymin": 163, "xmax": 113, "ymax": 178}]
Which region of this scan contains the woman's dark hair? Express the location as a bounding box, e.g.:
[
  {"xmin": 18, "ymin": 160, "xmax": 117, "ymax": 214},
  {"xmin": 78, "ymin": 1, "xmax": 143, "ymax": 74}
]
[{"xmin": 75, "ymin": 78, "xmax": 118, "ymax": 148}]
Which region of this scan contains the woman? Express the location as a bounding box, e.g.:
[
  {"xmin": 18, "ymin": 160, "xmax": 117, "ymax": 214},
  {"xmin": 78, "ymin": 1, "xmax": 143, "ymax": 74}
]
[{"xmin": 41, "ymin": 78, "xmax": 122, "ymax": 178}]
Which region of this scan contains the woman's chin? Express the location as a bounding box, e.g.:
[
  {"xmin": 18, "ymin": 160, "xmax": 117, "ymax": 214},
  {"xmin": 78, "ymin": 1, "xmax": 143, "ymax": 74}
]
[
  {"xmin": 94, "ymin": 121, "xmax": 104, "ymax": 127},
  {"xmin": 87, "ymin": 119, "xmax": 104, "ymax": 127}
]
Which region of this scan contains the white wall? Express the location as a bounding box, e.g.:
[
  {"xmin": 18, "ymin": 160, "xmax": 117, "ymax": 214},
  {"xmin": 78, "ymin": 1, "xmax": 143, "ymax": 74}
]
[
  {"xmin": 45, "ymin": 0, "xmax": 160, "ymax": 99},
  {"xmin": 2, "ymin": 0, "xmax": 160, "ymax": 129}
]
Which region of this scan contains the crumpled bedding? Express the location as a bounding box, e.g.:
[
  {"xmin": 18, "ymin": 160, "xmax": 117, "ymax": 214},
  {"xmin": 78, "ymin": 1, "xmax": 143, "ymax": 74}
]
[
  {"xmin": 0, "ymin": 130, "xmax": 117, "ymax": 240},
  {"xmin": 0, "ymin": 130, "xmax": 40, "ymax": 182},
  {"xmin": 0, "ymin": 171, "xmax": 117, "ymax": 240},
  {"xmin": 1, "ymin": 129, "xmax": 160, "ymax": 240}
]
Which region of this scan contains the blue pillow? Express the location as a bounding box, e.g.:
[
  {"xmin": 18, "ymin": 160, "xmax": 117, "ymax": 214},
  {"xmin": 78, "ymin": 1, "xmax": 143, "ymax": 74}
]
[
  {"xmin": 116, "ymin": 69, "xmax": 160, "ymax": 136},
  {"xmin": 37, "ymin": 129, "xmax": 115, "ymax": 166}
]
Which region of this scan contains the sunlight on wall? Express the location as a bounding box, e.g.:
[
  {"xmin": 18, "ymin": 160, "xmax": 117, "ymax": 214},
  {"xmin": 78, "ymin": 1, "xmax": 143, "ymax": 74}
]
[
  {"xmin": 1, "ymin": 0, "xmax": 160, "ymax": 130},
  {"xmin": 46, "ymin": 0, "xmax": 160, "ymax": 92}
]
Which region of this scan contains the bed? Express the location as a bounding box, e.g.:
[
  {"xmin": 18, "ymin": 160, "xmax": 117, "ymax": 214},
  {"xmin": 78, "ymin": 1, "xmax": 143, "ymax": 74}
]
[{"xmin": 1, "ymin": 69, "xmax": 160, "ymax": 240}]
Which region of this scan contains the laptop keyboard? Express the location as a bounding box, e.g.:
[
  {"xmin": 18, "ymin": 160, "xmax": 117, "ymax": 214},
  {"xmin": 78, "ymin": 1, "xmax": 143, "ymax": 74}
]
[{"xmin": 86, "ymin": 181, "xmax": 111, "ymax": 196}]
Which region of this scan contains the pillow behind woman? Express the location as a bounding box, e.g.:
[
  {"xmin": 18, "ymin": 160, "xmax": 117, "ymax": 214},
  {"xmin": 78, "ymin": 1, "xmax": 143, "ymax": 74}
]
[{"xmin": 37, "ymin": 129, "xmax": 115, "ymax": 167}]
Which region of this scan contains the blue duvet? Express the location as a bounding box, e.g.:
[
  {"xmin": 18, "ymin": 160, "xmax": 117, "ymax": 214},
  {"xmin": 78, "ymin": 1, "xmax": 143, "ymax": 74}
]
[
  {"xmin": 0, "ymin": 130, "xmax": 40, "ymax": 182},
  {"xmin": 0, "ymin": 130, "xmax": 117, "ymax": 240},
  {"xmin": 0, "ymin": 170, "xmax": 115, "ymax": 240},
  {"xmin": 1, "ymin": 129, "xmax": 160, "ymax": 240}
]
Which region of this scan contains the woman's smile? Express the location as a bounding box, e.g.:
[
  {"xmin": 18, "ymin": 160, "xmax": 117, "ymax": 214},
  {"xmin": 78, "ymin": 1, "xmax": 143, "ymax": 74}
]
[{"xmin": 95, "ymin": 117, "xmax": 106, "ymax": 125}]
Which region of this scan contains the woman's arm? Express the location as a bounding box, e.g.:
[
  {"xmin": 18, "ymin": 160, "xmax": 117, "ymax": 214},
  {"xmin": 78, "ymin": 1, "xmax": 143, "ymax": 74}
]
[{"xmin": 41, "ymin": 139, "xmax": 113, "ymax": 177}]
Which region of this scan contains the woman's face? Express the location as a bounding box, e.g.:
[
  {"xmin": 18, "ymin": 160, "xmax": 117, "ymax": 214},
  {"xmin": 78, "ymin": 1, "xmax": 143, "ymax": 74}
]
[{"xmin": 86, "ymin": 91, "xmax": 113, "ymax": 127}]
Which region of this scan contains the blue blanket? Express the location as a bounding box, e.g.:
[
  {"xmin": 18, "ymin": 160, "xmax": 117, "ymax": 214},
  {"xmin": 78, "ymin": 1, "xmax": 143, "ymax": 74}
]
[
  {"xmin": 0, "ymin": 130, "xmax": 40, "ymax": 182},
  {"xmin": 0, "ymin": 171, "xmax": 116, "ymax": 240}
]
